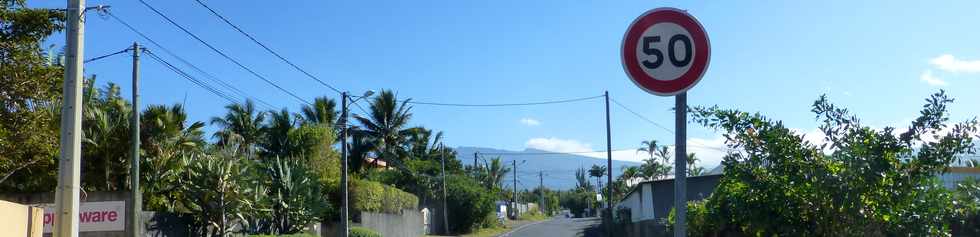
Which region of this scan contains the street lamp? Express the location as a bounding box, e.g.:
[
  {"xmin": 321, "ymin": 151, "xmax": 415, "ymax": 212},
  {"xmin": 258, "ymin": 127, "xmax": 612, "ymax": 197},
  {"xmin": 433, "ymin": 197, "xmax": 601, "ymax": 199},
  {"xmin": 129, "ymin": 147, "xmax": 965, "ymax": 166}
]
[{"xmin": 340, "ymin": 90, "xmax": 373, "ymax": 237}]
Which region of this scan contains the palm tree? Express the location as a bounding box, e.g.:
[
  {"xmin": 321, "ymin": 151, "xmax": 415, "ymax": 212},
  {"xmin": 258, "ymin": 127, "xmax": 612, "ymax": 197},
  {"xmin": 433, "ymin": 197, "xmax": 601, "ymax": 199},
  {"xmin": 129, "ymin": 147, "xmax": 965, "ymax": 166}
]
[
  {"xmin": 481, "ymin": 157, "xmax": 510, "ymax": 191},
  {"xmin": 404, "ymin": 127, "xmax": 444, "ymax": 160},
  {"xmin": 687, "ymin": 153, "xmax": 705, "ymax": 176},
  {"xmin": 300, "ymin": 96, "xmax": 337, "ymax": 126},
  {"xmin": 638, "ymin": 139, "xmax": 660, "ymax": 160},
  {"xmin": 588, "ymin": 164, "xmax": 607, "ymax": 193},
  {"xmin": 81, "ymin": 82, "xmax": 132, "ymax": 191},
  {"xmin": 637, "ymin": 139, "xmax": 672, "ymax": 180},
  {"xmin": 142, "ymin": 104, "xmax": 205, "ymax": 156},
  {"xmin": 261, "ymin": 108, "xmax": 298, "ymax": 158},
  {"xmin": 575, "ymin": 167, "xmax": 593, "ymax": 191},
  {"xmin": 211, "ymin": 100, "xmax": 266, "ymax": 155},
  {"xmin": 353, "ymin": 90, "xmax": 414, "ymax": 169},
  {"xmin": 619, "ymin": 166, "xmax": 642, "ymax": 186},
  {"xmin": 140, "ymin": 104, "xmax": 205, "ymax": 211}
]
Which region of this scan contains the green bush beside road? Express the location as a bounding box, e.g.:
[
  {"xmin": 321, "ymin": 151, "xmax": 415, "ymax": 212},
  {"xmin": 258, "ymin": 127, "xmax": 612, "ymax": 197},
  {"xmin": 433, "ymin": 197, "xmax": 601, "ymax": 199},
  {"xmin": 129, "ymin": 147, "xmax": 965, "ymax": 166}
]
[
  {"xmin": 351, "ymin": 178, "xmax": 419, "ymax": 214},
  {"xmin": 445, "ymin": 174, "xmax": 497, "ymax": 234}
]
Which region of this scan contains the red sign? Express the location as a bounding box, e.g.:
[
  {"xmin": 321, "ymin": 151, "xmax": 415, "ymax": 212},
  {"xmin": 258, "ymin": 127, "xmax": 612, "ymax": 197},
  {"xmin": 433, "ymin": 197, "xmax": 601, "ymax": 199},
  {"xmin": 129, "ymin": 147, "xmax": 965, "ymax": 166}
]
[{"xmin": 621, "ymin": 8, "xmax": 710, "ymax": 96}]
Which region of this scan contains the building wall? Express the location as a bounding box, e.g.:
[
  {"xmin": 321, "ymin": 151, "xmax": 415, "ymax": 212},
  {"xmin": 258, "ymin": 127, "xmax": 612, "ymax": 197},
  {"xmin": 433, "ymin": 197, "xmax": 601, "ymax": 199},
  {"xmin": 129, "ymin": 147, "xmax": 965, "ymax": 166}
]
[
  {"xmin": 614, "ymin": 175, "xmax": 722, "ymax": 224},
  {"xmin": 0, "ymin": 200, "xmax": 44, "ymax": 237}
]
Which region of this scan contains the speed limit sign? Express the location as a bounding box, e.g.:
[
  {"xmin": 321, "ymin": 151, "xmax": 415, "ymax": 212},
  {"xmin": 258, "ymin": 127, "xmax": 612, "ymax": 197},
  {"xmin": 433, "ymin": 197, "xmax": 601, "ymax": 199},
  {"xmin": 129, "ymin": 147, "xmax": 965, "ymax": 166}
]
[{"xmin": 621, "ymin": 8, "xmax": 710, "ymax": 96}]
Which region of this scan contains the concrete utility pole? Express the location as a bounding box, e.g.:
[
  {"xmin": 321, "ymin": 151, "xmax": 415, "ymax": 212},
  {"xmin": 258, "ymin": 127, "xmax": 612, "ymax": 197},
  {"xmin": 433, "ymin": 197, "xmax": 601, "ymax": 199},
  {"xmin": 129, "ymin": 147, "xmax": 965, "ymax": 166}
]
[
  {"xmin": 129, "ymin": 42, "xmax": 141, "ymax": 237},
  {"xmin": 440, "ymin": 143, "xmax": 449, "ymax": 235},
  {"xmin": 512, "ymin": 160, "xmax": 517, "ymax": 219},
  {"xmin": 539, "ymin": 171, "xmax": 544, "ymax": 214},
  {"xmin": 55, "ymin": 0, "xmax": 85, "ymax": 236},
  {"xmin": 674, "ymin": 92, "xmax": 688, "ymax": 237},
  {"xmin": 340, "ymin": 92, "xmax": 350, "ymax": 237},
  {"xmin": 604, "ymin": 91, "xmax": 613, "ymax": 235}
]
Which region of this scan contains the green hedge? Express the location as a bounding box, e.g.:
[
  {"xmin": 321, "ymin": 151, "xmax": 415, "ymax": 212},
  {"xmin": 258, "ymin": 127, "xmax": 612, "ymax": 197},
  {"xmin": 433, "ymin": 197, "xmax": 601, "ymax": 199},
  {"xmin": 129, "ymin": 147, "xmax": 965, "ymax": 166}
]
[
  {"xmin": 350, "ymin": 226, "xmax": 382, "ymax": 237},
  {"xmin": 351, "ymin": 179, "xmax": 418, "ymax": 214},
  {"xmin": 444, "ymin": 175, "xmax": 496, "ymax": 234}
]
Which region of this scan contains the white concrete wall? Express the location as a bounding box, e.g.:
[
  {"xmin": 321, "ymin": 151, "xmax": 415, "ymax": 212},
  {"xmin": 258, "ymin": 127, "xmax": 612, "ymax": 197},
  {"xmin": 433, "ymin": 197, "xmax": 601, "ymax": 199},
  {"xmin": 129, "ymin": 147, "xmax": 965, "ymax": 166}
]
[{"xmin": 615, "ymin": 182, "xmax": 658, "ymax": 223}]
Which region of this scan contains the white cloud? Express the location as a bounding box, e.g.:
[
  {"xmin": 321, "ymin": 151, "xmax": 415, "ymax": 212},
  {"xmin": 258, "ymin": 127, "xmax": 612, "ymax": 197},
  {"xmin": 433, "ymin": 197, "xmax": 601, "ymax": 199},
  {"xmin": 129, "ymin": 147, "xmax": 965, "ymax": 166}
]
[
  {"xmin": 919, "ymin": 70, "xmax": 948, "ymax": 86},
  {"xmin": 525, "ymin": 137, "xmax": 592, "ymax": 153},
  {"xmin": 930, "ymin": 54, "xmax": 980, "ymax": 73},
  {"xmin": 519, "ymin": 118, "xmax": 541, "ymax": 126},
  {"xmin": 685, "ymin": 137, "xmax": 728, "ymax": 170}
]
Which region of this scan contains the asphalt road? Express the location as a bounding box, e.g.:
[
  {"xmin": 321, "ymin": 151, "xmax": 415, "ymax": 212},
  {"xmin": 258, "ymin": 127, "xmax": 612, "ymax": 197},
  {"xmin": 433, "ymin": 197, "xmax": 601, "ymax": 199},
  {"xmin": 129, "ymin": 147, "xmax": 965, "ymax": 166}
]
[{"xmin": 503, "ymin": 216, "xmax": 602, "ymax": 237}]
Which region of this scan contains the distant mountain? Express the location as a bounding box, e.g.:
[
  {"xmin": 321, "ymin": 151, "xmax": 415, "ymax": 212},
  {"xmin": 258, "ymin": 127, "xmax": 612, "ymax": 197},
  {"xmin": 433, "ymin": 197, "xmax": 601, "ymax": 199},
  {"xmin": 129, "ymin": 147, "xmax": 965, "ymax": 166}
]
[{"xmin": 454, "ymin": 146, "xmax": 642, "ymax": 190}]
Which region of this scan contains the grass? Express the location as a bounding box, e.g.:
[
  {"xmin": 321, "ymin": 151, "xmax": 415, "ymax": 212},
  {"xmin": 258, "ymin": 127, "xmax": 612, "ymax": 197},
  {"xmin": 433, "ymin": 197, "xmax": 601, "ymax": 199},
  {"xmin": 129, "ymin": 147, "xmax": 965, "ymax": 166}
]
[
  {"xmin": 518, "ymin": 212, "xmax": 549, "ymax": 222},
  {"xmin": 459, "ymin": 225, "xmax": 510, "ymax": 237}
]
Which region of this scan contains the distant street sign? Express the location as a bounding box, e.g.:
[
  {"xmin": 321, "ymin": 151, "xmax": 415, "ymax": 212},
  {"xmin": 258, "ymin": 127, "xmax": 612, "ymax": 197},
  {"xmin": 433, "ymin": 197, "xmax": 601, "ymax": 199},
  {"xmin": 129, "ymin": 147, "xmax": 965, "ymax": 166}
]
[{"xmin": 621, "ymin": 8, "xmax": 710, "ymax": 96}]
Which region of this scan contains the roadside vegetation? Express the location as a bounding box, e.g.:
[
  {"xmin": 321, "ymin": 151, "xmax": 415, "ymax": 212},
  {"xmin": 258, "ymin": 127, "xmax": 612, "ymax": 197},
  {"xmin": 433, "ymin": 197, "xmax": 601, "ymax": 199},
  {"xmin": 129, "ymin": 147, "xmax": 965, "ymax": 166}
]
[
  {"xmin": 0, "ymin": 1, "xmax": 526, "ymax": 235},
  {"xmin": 654, "ymin": 91, "xmax": 980, "ymax": 236}
]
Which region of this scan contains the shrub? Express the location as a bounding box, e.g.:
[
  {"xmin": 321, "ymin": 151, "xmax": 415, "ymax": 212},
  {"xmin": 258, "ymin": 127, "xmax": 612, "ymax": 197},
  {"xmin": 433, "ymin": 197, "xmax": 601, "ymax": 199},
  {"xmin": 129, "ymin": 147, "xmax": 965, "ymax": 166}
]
[
  {"xmin": 685, "ymin": 91, "xmax": 979, "ymax": 236},
  {"xmin": 350, "ymin": 226, "xmax": 381, "ymax": 237},
  {"xmin": 350, "ymin": 179, "xmax": 418, "ymax": 214},
  {"xmin": 444, "ymin": 174, "xmax": 496, "ymax": 234},
  {"xmin": 478, "ymin": 212, "xmax": 503, "ymax": 229},
  {"xmin": 560, "ymin": 190, "xmax": 595, "ymax": 217}
]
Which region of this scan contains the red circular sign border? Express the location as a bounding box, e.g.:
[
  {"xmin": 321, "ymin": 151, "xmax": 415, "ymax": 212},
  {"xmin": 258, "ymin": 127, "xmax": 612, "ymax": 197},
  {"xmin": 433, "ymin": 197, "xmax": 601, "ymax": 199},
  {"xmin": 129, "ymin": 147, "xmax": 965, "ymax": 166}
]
[{"xmin": 621, "ymin": 8, "xmax": 710, "ymax": 96}]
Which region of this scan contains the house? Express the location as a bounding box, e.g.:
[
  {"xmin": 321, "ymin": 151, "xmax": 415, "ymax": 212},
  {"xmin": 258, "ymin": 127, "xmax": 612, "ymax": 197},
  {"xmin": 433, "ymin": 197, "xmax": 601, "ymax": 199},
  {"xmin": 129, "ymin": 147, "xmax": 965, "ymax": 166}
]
[
  {"xmin": 363, "ymin": 157, "xmax": 389, "ymax": 170},
  {"xmin": 615, "ymin": 174, "xmax": 722, "ymax": 223},
  {"xmin": 613, "ymin": 174, "xmax": 723, "ymax": 236}
]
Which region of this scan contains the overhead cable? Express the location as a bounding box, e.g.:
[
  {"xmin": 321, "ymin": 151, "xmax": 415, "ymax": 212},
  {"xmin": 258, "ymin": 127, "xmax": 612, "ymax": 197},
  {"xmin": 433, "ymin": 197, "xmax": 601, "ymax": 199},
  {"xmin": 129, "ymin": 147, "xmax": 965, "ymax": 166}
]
[
  {"xmin": 134, "ymin": 0, "xmax": 310, "ymax": 105},
  {"xmin": 104, "ymin": 11, "xmax": 277, "ymax": 110},
  {"xmin": 191, "ymin": 0, "xmax": 343, "ymax": 94}
]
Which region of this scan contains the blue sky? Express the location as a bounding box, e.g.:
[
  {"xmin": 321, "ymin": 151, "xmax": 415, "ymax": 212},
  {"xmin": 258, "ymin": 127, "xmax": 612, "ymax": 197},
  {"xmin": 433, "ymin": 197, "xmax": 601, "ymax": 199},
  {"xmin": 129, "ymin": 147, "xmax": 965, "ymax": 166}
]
[{"xmin": 35, "ymin": 0, "xmax": 980, "ymax": 169}]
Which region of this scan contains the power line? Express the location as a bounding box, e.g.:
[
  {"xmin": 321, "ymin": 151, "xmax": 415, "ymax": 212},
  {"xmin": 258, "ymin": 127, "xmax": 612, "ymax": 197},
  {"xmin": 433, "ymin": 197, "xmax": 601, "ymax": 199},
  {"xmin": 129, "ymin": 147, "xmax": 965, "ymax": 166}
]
[
  {"xmin": 134, "ymin": 0, "xmax": 310, "ymax": 105},
  {"xmin": 191, "ymin": 0, "xmax": 343, "ymax": 94},
  {"xmin": 405, "ymin": 94, "xmax": 604, "ymax": 107},
  {"xmin": 104, "ymin": 11, "xmax": 277, "ymax": 110},
  {"xmin": 84, "ymin": 48, "xmax": 130, "ymax": 63},
  {"xmin": 609, "ymin": 97, "xmax": 731, "ymax": 152},
  {"xmin": 609, "ymin": 97, "xmax": 674, "ymax": 134},
  {"xmin": 144, "ymin": 51, "xmax": 240, "ymax": 104}
]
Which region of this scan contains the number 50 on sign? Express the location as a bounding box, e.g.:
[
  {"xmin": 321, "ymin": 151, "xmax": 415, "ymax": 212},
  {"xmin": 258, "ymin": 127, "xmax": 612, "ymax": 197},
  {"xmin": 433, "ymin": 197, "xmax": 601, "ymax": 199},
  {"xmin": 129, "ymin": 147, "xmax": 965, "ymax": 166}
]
[{"xmin": 621, "ymin": 8, "xmax": 710, "ymax": 96}]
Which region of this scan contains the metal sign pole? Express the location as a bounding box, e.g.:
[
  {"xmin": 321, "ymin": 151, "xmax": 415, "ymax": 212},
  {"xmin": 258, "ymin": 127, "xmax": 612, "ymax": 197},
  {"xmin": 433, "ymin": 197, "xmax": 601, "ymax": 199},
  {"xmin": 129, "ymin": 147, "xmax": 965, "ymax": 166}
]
[{"xmin": 674, "ymin": 92, "xmax": 687, "ymax": 237}]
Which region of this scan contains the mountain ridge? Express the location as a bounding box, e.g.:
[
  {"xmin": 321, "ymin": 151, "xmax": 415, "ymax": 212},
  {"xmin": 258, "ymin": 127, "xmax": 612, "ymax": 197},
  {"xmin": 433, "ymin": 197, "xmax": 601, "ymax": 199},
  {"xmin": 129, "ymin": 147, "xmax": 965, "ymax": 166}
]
[{"xmin": 454, "ymin": 146, "xmax": 642, "ymax": 190}]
